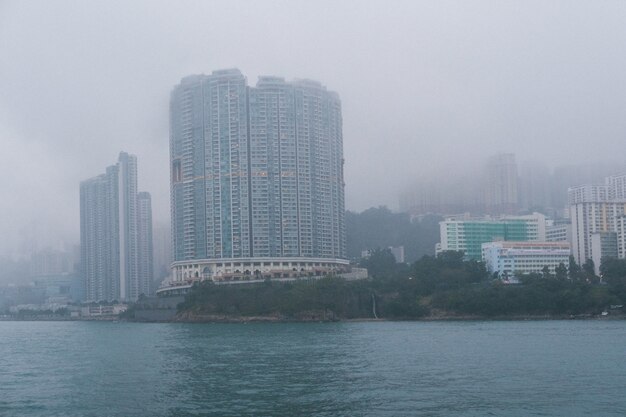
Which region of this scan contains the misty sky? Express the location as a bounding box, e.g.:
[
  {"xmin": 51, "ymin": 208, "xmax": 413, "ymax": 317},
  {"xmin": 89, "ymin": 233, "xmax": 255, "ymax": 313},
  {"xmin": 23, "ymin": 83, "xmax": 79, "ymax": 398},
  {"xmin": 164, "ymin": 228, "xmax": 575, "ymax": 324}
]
[{"xmin": 1, "ymin": 0, "xmax": 626, "ymax": 255}]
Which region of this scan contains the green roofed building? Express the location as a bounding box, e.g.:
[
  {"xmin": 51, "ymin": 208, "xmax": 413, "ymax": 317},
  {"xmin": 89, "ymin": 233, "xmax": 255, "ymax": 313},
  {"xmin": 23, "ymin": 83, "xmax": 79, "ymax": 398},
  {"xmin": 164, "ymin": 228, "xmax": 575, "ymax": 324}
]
[{"xmin": 437, "ymin": 213, "xmax": 546, "ymax": 260}]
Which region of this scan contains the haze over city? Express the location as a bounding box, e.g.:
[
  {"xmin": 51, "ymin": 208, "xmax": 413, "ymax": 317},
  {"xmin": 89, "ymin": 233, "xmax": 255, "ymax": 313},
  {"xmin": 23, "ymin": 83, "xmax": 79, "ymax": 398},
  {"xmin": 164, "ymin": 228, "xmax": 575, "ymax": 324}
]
[
  {"xmin": 2, "ymin": 0, "xmax": 626, "ymax": 256},
  {"xmin": 5, "ymin": 2, "xmax": 626, "ymax": 416}
]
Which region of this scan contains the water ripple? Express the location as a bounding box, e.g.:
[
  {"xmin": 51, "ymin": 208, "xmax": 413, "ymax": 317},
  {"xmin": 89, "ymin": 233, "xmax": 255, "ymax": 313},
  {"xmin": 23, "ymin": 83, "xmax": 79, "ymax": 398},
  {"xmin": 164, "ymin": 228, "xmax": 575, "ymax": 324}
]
[{"xmin": 0, "ymin": 321, "xmax": 625, "ymax": 416}]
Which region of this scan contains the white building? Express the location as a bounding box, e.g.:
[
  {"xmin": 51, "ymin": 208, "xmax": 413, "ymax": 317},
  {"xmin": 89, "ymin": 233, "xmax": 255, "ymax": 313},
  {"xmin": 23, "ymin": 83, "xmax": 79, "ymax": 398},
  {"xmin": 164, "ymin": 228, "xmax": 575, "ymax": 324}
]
[
  {"xmin": 482, "ymin": 241, "xmax": 571, "ymax": 279},
  {"xmin": 389, "ymin": 246, "xmax": 405, "ymax": 263},
  {"xmin": 606, "ymin": 173, "xmax": 626, "ymax": 200},
  {"xmin": 570, "ymin": 201, "xmax": 626, "ymax": 265},
  {"xmin": 616, "ymin": 215, "xmax": 626, "ymax": 260},
  {"xmin": 567, "ymin": 177, "xmax": 626, "ymax": 266},
  {"xmin": 546, "ymin": 220, "xmax": 571, "ymax": 242},
  {"xmin": 568, "ymin": 184, "xmax": 610, "ymax": 205}
]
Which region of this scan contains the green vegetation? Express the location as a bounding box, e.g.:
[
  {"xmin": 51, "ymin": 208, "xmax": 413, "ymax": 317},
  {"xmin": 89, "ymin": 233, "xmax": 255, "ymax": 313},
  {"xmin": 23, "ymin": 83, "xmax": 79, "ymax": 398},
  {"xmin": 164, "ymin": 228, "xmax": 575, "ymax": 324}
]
[
  {"xmin": 178, "ymin": 278, "xmax": 377, "ymax": 320},
  {"xmin": 346, "ymin": 206, "xmax": 441, "ymax": 262},
  {"xmin": 176, "ymin": 251, "xmax": 626, "ymax": 321}
]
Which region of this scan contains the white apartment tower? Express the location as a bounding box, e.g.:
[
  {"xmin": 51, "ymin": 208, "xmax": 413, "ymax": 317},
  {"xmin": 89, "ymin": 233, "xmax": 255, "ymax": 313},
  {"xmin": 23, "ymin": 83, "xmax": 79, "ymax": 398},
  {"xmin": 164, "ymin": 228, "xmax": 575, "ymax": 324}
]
[{"xmin": 569, "ymin": 180, "xmax": 626, "ymax": 265}]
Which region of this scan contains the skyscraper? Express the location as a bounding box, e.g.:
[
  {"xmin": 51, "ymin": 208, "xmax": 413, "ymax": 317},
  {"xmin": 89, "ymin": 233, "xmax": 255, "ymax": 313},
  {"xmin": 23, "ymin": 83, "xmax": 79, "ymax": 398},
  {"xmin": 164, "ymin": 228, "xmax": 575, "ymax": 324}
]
[
  {"xmin": 485, "ymin": 153, "xmax": 519, "ymax": 215},
  {"xmin": 169, "ymin": 69, "xmax": 347, "ymax": 282},
  {"xmin": 568, "ymin": 182, "xmax": 626, "ymax": 266},
  {"xmin": 80, "ymin": 152, "xmax": 153, "ymax": 302},
  {"xmin": 137, "ymin": 192, "xmax": 154, "ymax": 297}
]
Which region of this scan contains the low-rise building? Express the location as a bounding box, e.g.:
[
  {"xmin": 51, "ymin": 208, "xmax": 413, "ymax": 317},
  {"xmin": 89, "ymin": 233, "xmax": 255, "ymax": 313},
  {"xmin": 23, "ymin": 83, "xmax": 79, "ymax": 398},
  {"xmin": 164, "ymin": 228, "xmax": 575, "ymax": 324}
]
[
  {"xmin": 482, "ymin": 241, "xmax": 571, "ymax": 279},
  {"xmin": 439, "ymin": 212, "xmax": 546, "ymax": 260},
  {"xmin": 546, "ymin": 220, "xmax": 571, "ymax": 243}
]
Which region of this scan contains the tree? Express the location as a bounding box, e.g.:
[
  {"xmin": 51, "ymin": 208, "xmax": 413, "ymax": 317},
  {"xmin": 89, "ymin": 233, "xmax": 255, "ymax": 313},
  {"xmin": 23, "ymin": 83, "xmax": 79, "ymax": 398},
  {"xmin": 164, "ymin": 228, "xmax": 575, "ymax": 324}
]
[
  {"xmin": 361, "ymin": 248, "xmax": 397, "ymax": 279},
  {"xmin": 555, "ymin": 263, "xmax": 568, "ymax": 281},
  {"xmin": 599, "ymin": 257, "xmax": 626, "ymax": 301},
  {"xmin": 568, "ymin": 255, "xmax": 581, "ymax": 280},
  {"xmin": 599, "ymin": 257, "xmax": 626, "ymax": 280},
  {"xmin": 346, "ymin": 206, "xmax": 442, "ymax": 263},
  {"xmin": 582, "ymin": 259, "xmax": 596, "ymax": 277},
  {"xmin": 436, "ymin": 250, "xmax": 465, "ymax": 269}
]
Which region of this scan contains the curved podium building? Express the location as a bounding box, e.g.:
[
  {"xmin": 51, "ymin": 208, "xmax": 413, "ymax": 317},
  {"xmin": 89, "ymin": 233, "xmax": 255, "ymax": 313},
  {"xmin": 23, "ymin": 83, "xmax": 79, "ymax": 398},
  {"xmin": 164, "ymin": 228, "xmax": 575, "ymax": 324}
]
[{"xmin": 168, "ymin": 69, "xmax": 347, "ymax": 284}]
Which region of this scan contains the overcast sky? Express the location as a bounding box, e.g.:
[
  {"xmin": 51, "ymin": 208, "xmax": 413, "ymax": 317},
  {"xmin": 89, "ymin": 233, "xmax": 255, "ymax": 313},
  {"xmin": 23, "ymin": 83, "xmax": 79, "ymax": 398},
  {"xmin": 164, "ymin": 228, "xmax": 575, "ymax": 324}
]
[{"xmin": 1, "ymin": 0, "xmax": 626, "ymax": 255}]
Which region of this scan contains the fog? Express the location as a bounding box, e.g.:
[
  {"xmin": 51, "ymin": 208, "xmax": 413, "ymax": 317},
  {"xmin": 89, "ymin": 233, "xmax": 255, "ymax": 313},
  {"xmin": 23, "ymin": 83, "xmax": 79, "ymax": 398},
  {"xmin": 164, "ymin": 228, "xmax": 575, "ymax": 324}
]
[{"xmin": 1, "ymin": 0, "xmax": 626, "ymax": 256}]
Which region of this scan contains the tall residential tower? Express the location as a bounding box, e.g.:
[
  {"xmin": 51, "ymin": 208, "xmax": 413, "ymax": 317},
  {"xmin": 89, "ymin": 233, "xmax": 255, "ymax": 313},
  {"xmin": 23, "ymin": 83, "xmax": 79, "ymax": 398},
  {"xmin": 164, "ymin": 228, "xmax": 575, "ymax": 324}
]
[
  {"xmin": 169, "ymin": 69, "xmax": 347, "ymax": 282},
  {"xmin": 80, "ymin": 152, "xmax": 153, "ymax": 302}
]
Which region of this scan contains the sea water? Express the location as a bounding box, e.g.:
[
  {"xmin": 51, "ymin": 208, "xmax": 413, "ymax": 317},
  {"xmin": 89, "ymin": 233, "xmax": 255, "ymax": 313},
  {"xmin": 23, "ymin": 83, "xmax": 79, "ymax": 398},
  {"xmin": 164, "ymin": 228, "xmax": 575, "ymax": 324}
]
[{"xmin": 0, "ymin": 320, "xmax": 625, "ymax": 416}]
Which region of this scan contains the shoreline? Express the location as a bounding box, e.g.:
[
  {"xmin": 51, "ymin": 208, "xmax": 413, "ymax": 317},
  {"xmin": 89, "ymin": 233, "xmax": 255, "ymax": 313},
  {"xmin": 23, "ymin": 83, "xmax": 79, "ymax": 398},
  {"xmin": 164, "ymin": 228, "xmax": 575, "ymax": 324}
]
[
  {"xmin": 145, "ymin": 312, "xmax": 626, "ymax": 324},
  {"xmin": 1, "ymin": 313, "xmax": 623, "ymax": 323}
]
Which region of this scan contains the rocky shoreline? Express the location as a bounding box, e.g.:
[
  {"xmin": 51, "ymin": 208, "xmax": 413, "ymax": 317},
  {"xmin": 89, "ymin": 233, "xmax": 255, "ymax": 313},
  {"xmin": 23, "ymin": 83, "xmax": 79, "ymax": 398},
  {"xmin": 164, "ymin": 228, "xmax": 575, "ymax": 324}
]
[{"xmin": 150, "ymin": 310, "xmax": 626, "ymax": 324}]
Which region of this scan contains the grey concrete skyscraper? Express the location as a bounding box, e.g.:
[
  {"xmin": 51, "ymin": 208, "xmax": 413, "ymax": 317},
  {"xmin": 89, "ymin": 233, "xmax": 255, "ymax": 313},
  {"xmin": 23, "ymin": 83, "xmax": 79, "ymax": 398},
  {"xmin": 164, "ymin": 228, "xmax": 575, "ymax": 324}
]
[
  {"xmin": 485, "ymin": 153, "xmax": 519, "ymax": 215},
  {"xmin": 80, "ymin": 152, "xmax": 153, "ymax": 302},
  {"xmin": 169, "ymin": 69, "xmax": 347, "ymax": 282},
  {"xmin": 137, "ymin": 192, "xmax": 154, "ymax": 297}
]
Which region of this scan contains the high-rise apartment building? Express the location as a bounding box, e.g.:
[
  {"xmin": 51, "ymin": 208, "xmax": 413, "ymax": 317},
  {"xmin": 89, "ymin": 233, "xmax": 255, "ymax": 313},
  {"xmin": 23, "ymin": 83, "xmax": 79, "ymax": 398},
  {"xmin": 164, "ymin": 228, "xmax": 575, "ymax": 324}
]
[
  {"xmin": 484, "ymin": 153, "xmax": 519, "ymax": 215},
  {"xmin": 606, "ymin": 173, "xmax": 626, "ymax": 200},
  {"xmin": 568, "ymin": 184, "xmax": 610, "ymax": 205},
  {"xmin": 137, "ymin": 192, "xmax": 153, "ymax": 297},
  {"xmin": 80, "ymin": 152, "xmax": 153, "ymax": 302},
  {"xmin": 569, "ymin": 200, "xmax": 626, "ymax": 265},
  {"xmin": 169, "ymin": 69, "xmax": 347, "ymax": 282},
  {"xmin": 568, "ymin": 176, "xmax": 626, "ymax": 266}
]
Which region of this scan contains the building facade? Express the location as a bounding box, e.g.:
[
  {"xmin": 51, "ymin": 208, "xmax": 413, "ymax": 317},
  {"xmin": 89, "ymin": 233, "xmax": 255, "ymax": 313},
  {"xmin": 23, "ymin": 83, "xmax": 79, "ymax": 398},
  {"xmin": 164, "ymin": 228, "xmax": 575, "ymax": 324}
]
[
  {"xmin": 169, "ymin": 69, "xmax": 347, "ymax": 282},
  {"xmin": 546, "ymin": 220, "xmax": 571, "ymax": 243},
  {"xmin": 590, "ymin": 231, "xmax": 618, "ymax": 275},
  {"xmin": 617, "ymin": 215, "xmax": 626, "ymax": 261},
  {"xmin": 570, "ymin": 201, "xmax": 626, "ymax": 266},
  {"xmin": 438, "ymin": 213, "xmax": 546, "ymax": 260},
  {"xmin": 80, "ymin": 152, "xmax": 153, "ymax": 302},
  {"xmin": 568, "ymin": 178, "xmax": 626, "ymax": 266},
  {"xmin": 482, "ymin": 241, "xmax": 571, "ymax": 279},
  {"xmin": 137, "ymin": 192, "xmax": 154, "ymax": 297}
]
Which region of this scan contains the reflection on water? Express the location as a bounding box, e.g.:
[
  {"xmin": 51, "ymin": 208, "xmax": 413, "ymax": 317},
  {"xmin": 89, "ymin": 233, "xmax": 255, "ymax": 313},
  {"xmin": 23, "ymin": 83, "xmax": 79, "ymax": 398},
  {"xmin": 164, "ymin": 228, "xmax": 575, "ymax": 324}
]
[{"xmin": 0, "ymin": 320, "xmax": 625, "ymax": 416}]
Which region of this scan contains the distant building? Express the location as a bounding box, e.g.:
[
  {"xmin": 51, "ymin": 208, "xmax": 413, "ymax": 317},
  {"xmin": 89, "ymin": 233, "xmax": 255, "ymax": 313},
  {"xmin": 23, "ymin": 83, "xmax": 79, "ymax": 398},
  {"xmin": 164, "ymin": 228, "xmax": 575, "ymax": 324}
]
[
  {"xmin": 484, "ymin": 153, "xmax": 519, "ymax": 215},
  {"xmin": 80, "ymin": 152, "xmax": 153, "ymax": 302},
  {"xmin": 33, "ymin": 273, "xmax": 78, "ymax": 304},
  {"xmin": 617, "ymin": 215, "xmax": 626, "ymax": 260},
  {"xmin": 545, "ymin": 220, "xmax": 571, "ymax": 243},
  {"xmin": 568, "ymin": 184, "xmax": 610, "ymax": 205},
  {"xmin": 29, "ymin": 249, "xmax": 75, "ymax": 277},
  {"xmin": 606, "ymin": 173, "xmax": 626, "ymax": 200},
  {"xmin": 399, "ymin": 175, "xmax": 484, "ymax": 216},
  {"xmin": 438, "ymin": 212, "xmax": 546, "ymax": 260},
  {"xmin": 568, "ymin": 178, "xmax": 626, "ymax": 266},
  {"xmin": 152, "ymin": 223, "xmax": 172, "ymax": 288},
  {"xmin": 482, "ymin": 241, "xmax": 571, "ymax": 279},
  {"xmin": 81, "ymin": 304, "xmax": 127, "ymax": 317},
  {"xmin": 518, "ymin": 160, "xmax": 551, "ymax": 211},
  {"xmin": 570, "ymin": 201, "xmax": 625, "ymax": 265},
  {"xmin": 362, "ymin": 246, "xmax": 405, "ymax": 263},
  {"xmin": 389, "ymin": 246, "xmax": 405, "ymax": 263},
  {"xmin": 137, "ymin": 192, "xmax": 154, "ymax": 296}
]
